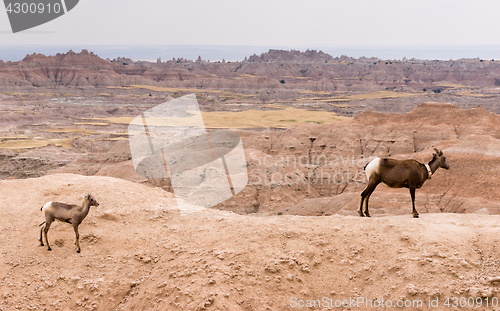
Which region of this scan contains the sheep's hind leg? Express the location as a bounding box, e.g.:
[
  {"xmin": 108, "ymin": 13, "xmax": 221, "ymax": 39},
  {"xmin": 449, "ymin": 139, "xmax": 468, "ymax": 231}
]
[
  {"xmin": 43, "ymin": 220, "xmax": 53, "ymax": 251},
  {"xmin": 358, "ymin": 195, "xmax": 365, "ymax": 217},
  {"xmin": 360, "ymin": 181, "xmax": 378, "ymax": 217}
]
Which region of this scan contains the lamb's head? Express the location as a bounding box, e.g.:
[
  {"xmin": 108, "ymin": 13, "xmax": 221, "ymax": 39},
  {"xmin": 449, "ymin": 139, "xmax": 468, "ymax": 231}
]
[
  {"xmin": 85, "ymin": 193, "xmax": 100, "ymax": 207},
  {"xmin": 433, "ymin": 148, "xmax": 451, "ymax": 170}
]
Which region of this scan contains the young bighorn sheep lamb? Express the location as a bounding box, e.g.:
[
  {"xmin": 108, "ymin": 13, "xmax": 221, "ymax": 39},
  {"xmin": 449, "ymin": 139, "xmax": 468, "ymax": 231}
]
[
  {"xmin": 360, "ymin": 148, "xmax": 450, "ymax": 218},
  {"xmin": 39, "ymin": 194, "xmax": 99, "ymax": 253}
]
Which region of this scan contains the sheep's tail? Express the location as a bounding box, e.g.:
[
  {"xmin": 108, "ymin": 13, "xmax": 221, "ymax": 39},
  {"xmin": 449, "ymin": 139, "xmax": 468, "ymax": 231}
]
[
  {"xmin": 364, "ymin": 162, "xmax": 369, "ymax": 170},
  {"xmin": 39, "ymin": 221, "xmax": 46, "ymax": 227},
  {"xmin": 40, "ymin": 205, "xmax": 43, "ymax": 211}
]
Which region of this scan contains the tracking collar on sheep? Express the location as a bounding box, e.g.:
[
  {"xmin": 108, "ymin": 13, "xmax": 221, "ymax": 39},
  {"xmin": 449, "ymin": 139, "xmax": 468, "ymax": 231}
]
[{"xmin": 425, "ymin": 164, "xmax": 432, "ymax": 179}]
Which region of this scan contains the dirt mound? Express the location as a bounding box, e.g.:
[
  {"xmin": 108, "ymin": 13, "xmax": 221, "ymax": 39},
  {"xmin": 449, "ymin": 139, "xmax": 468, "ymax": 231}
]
[{"xmin": 0, "ymin": 174, "xmax": 499, "ymax": 310}]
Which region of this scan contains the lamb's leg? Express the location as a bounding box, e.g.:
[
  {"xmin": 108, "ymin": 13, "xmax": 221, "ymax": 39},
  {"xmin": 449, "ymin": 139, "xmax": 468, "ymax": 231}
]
[
  {"xmin": 73, "ymin": 224, "xmax": 81, "ymax": 253},
  {"xmin": 410, "ymin": 187, "xmax": 419, "ymax": 218},
  {"xmin": 43, "ymin": 220, "xmax": 53, "ymax": 251},
  {"xmin": 39, "ymin": 221, "xmax": 46, "ymax": 246}
]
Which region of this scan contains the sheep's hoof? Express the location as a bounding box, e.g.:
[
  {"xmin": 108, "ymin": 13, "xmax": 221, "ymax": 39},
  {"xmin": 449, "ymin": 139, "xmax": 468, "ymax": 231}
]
[
  {"xmin": 364, "ymin": 213, "xmax": 371, "ymax": 217},
  {"xmin": 40, "ymin": 243, "xmax": 44, "ymax": 246},
  {"xmin": 47, "ymin": 248, "xmax": 52, "ymax": 251},
  {"xmin": 413, "ymin": 214, "xmax": 419, "ymax": 218},
  {"xmin": 77, "ymin": 250, "xmax": 81, "ymax": 253},
  {"xmin": 359, "ymin": 212, "xmax": 364, "ymax": 217}
]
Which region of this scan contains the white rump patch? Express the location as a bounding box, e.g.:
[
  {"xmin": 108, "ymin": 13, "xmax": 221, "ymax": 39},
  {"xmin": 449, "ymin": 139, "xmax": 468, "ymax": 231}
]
[
  {"xmin": 41, "ymin": 202, "xmax": 52, "ymax": 213},
  {"xmin": 365, "ymin": 157, "xmax": 381, "ymax": 180}
]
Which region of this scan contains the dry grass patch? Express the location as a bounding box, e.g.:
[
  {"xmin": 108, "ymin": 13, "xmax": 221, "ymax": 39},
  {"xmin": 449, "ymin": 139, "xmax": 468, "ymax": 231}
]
[
  {"xmin": 330, "ymin": 103, "xmax": 352, "ymax": 108},
  {"xmin": 436, "ymin": 83, "xmax": 472, "ymax": 89},
  {"xmin": 83, "ymin": 106, "xmax": 350, "ymax": 129},
  {"xmin": 281, "ymin": 75, "xmax": 309, "ymax": 80},
  {"xmin": 100, "ymin": 137, "xmax": 129, "ymax": 141},
  {"xmin": 455, "ymin": 91, "xmax": 495, "ymax": 98},
  {"xmin": 0, "ymin": 136, "xmax": 30, "ymax": 141},
  {"xmin": 233, "ymin": 74, "xmax": 257, "ymax": 79},
  {"xmin": 109, "ymin": 133, "xmax": 129, "ymax": 137},
  {"xmin": 42, "ymin": 128, "xmax": 101, "ymax": 135},
  {"xmin": 298, "ymin": 90, "xmax": 333, "ymax": 95},
  {"xmin": 81, "ymin": 117, "xmax": 134, "ymax": 125},
  {"xmin": 3, "ymin": 109, "xmax": 27, "ymax": 114},
  {"xmin": 0, "ymin": 138, "xmax": 74, "ymax": 150},
  {"xmin": 108, "ymin": 85, "xmax": 254, "ymax": 99},
  {"xmin": 204, "ymin": 106, "xmax": 349, "ymax": 128},
  {"xmin": 74, "ymin": 122, "xmax": 110, "ymax": 126},
  {"xmin": 2, "ymin": 92, "xmax": 61, "ymax": 97},
  {"xmin": 297, "ymin": 90, "xmax": 415, "ymax": 102}
]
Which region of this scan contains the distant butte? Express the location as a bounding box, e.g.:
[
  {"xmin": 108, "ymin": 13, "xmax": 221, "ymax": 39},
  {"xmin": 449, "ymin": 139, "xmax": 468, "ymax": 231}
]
[{"xmin": 0, "ymin": 49, "xmax": 499, "ymax": 89}]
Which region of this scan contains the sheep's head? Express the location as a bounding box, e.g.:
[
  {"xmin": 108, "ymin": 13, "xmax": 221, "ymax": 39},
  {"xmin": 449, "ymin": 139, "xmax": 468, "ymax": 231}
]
[
  {"xmin": 433, "ymin": 148, "xmax": 451, "ymax": 170},
  {"xmin": 85, "ymin": 193, "xmax": 100, "ymax": 207}
]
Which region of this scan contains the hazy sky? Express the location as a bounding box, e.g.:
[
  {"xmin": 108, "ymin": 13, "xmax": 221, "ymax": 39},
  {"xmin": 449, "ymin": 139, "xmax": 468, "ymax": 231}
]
[{"xmin": 1, "ymin": 0, "xmax": 500, "ymax": 57}]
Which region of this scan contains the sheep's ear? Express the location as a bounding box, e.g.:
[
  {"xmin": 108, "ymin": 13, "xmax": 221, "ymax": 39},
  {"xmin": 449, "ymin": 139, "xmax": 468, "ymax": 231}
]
[{"xmin": 433, "ymin": 148, "xmax": 440, "ymax": 155}]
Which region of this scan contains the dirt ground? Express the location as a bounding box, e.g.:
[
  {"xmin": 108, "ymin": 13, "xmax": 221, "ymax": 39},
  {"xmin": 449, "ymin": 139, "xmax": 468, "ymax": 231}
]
[{"xmin": 0, "ymin": 174, "xmax": 499, "ymax": 311}]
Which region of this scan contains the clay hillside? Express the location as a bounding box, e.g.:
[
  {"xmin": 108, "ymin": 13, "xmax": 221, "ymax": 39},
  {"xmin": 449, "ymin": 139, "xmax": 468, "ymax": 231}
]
[
  {"xmin": 0, "ymin": 49, "xmax": 499, "ymax": 310},
  {"xmin": 1, "ymin": 174, "xmax": 499, "ymax": 310}
]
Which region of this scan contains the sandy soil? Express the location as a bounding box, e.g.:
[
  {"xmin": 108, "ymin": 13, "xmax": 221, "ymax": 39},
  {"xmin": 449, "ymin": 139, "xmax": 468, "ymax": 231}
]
[{"xmin": 0, "ymin": 174, "xmax": 499, "ymax": 311}]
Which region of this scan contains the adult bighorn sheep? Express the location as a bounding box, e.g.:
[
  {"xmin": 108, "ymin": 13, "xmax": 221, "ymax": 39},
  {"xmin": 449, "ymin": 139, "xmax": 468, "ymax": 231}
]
[
  {"xmin": 359, "ymin": 148, "xmax": 450, "ymax": 218},
  {"xmin": 39, "ymin": 194, "xmax": 99, "ymax": 253}
]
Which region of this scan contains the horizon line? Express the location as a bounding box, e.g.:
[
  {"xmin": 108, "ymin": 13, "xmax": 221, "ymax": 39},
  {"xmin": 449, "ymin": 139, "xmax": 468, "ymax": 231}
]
[{"xmin": 2, "ymin": 44, "xmax": 500, "ymax": 62}]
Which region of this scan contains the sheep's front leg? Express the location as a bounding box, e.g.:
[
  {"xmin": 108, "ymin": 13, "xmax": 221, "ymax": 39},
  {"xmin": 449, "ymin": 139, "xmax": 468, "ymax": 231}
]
[
  {"xmin": 410, "ymin": 187, "xmax": 419, "ymax": 218},
  {"xmin": 73, "ymin": 224, "xmax": 81, "ymax": 253},
  {"xmin": 364, "ymin": 193, "xmax": 372, "ymax": 217}
]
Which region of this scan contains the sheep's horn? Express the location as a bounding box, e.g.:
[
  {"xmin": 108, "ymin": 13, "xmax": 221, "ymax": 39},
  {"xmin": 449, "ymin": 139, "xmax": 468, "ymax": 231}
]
[{"xmin": 433, "ymin": 148, "xmax": 441, "ymax": 155}]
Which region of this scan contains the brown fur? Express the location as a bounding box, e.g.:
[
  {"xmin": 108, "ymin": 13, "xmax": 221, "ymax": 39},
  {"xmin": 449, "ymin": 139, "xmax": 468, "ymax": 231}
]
[
  {"xmin": 39, "ymin": 194, "xmax": 99, "ymax": 253},
  {"xmin": 359, "ymin": 149, "xmax": 450, "ymax": 218}
]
